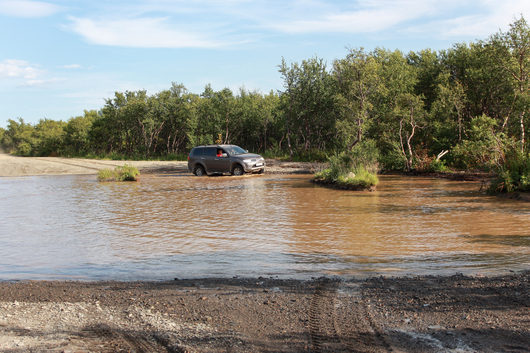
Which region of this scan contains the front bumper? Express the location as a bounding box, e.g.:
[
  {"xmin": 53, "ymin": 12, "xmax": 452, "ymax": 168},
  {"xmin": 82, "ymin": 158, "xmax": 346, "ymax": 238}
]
[{"xmin": 243, "ymin": 159, "xmax": 266, "ymax": 173}]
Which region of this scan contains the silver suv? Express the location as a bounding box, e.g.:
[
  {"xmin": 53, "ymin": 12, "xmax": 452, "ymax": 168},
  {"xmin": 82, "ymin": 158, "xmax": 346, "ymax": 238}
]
[{"xmin": 187, "ymin": 145, "xmax": 265, "ymax": 176}]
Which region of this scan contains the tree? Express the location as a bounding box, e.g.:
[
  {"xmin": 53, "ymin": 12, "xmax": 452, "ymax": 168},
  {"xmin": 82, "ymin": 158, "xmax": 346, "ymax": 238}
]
[
  {"xmin": 333, "ymin": 48, "xmax": 383, "ymax": 150},
  {"xmin": 64, "ymin": 110, "xmax": 98, "ymax": 155},
  {"xmin": 279, "ymin": 57, "xmax": 337, "ymax": 155},
  {"xmin": 3, "ymin": 118, "xmax": 35, "ymax": 156},
  {"xmin": 395, "ymin": 93, "xmax": 425, "ymax": 170},
  {"xmin": 33, "ymin": 119, "xmax": 66, "ymax": 156},
  {"xmin": 491, "ymin": 16, "xmax": 529, "ymax": 151}
]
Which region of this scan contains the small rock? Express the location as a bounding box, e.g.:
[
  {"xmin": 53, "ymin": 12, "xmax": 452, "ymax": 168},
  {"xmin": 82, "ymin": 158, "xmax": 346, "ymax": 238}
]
[{"xmin": 428, "ymin": 325, "xmax": 445, "ymax": 330}]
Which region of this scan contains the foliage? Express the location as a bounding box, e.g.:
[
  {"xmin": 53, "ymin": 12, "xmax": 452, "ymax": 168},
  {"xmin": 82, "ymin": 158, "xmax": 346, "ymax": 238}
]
[
  {"xmin": 426, "ymin": 158, "xmax": 449, "ymax": 173},
  {"xmin": 97, "ymin": 164, "xmax": 140, "ymax": 182},
  {"xmin": 451, "ymin": 115, "xmax": 507, "ymax": 170},
  {"xmin": 1, "ymin": 17, "xmax": 528, "ymax": 174},
  {"xmin": 314, "ymin": 141, "xmax": 379, "ymax": 190},
  {"xmin": 488, "ymin": 149, "xmax": 530, "ymax": 193}
]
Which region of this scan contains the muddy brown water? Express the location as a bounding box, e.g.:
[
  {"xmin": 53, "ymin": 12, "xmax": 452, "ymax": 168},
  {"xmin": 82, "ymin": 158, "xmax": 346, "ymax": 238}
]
[{"xmin": 0, "ymin": 174, "xmax": 528, "ymax": 280}]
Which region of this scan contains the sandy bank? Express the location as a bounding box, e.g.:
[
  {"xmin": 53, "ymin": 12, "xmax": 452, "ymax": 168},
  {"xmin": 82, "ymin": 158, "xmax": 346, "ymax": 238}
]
[
  {"xmin": 0, "ymin": 273, "xmax": 528, "ymax": 352},
  {"xmin": 0, "ymin": 154, "xmax": 324, "ymax": 177}
]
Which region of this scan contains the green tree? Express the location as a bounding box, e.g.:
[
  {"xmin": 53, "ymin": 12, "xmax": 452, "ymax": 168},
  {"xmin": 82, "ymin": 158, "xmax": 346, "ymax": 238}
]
[
  {"xmin": 394, "ymin": 93, "xmax": 425, "ymax": 170},
  {"xmin": 279, "ymin": 57, "xmax": 337, "ymax": 155},
  {"xmin": 333, "ymin": 48, "xmax": 383, "ymax": 150},
  {"xmin": 33, "ymin": 119, "xmax": 66, "ymax": 156},
  {"xmin": 3, "ymin": 118, "xmax": 35, "ymax": 156},
  {"xmin": 64, "ymin": 110, "xmax": 98, "ymax": 155},
  {"xmin": 0, "ymin": 127, "xmax": 5, "ymax": 151},
  {"xmin": 491, "ymin": 16, "xmax": 529, "ymax": 151}
]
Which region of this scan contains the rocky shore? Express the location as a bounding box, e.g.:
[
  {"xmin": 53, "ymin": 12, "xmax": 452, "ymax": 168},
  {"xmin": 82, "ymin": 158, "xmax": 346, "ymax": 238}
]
[{"xmin": 0, "ymin": 272, "xmax": 528, "ymax": 352}]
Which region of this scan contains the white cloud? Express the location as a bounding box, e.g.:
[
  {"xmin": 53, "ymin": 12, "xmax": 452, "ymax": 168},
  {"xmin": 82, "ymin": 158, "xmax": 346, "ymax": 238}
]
[
  {"xmin": 0, "ymin": 0, "xmax": 60, "ymax": 18},
  {"xmin": 0, "ymin": 59, "xmax": 41, "ymax": 79},
  {"xmin": 68, "ymin": 16, "xmax": 229, "ymax": 48},
  {"xmin": 430, "ymin": 0, "xmax": 530, "ymax": 38},
  {"xmin": 268, "ymin": 0, "xmax": 439, "ymax": 33},
  {"xmin": 264, "ymin": 0, "xmax": 529, "ymax": 38},
  {"xmin": 0, "ymin": 59, "xmax": 60, "ymax": 87},
  {"xmin": 62, "ymin": 64, "xmax": 82, "ymax": 69}
]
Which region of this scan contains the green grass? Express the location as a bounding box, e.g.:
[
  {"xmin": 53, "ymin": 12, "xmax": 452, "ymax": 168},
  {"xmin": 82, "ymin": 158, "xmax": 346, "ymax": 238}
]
[
  {"xmin": 314, "ymin": 166, "xmax": 379, "ymax": 190},
  {"xmin": 97, "ymin": 164, "xmax": 140, "ymax": 182}
]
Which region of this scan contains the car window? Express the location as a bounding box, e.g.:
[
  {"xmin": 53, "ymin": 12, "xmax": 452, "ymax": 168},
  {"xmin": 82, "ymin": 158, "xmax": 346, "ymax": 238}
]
[
  {"xmin": 226, "ymin": 146, "xmax": 246, "ymax": 155},
  {"xmin": 204, "ymin": 147, "xmax": 217, "ymax": 157}
]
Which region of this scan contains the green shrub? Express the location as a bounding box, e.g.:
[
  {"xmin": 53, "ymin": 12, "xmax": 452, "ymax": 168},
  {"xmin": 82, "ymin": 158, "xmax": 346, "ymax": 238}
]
[
  {"xmin": 451, "ymin": 115, "xmax": 509, "ymax": 171},
  {"xmin": 488, "ymin": 149, "xmax": 530, "ymax": 193},
  {"xmin": 426, "ymin": 158, "xmax": 449, "ymax": 173},
  {"xmin": 98, "ymin": 164, "xmax": 140, "ymax": 182},
  {"xmin": 313, "ymin": 141, "xmax": 379, "ymax": 190}
]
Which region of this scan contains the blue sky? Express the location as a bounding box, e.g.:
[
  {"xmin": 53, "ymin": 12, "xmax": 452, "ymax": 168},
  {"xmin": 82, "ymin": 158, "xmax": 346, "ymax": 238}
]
[{"xmin": 0, "ymin": 0, "xmax": 528, "ymax": 127}]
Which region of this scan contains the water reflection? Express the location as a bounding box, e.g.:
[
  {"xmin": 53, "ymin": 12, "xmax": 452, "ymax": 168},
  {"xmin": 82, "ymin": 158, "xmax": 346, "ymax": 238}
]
[{"xmin": 0, "ymin": 174, "xmax": 528, "ymax": 280}]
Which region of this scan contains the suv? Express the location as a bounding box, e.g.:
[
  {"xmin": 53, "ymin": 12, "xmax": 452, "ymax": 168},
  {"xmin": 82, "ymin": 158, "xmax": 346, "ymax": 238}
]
[{"xmin": 187, "ymin": 145, "xmax": 265, "ymax": 176}]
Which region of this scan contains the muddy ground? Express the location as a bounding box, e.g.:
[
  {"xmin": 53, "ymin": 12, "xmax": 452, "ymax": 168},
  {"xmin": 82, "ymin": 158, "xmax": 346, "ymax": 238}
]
[{"xmin": 0, "ymin": 272, "xmax": 528, "ymax": 353}]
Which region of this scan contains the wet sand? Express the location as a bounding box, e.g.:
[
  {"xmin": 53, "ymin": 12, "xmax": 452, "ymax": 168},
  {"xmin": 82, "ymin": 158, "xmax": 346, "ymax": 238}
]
[
  {"xmin": 0, "ymin": 154, "xmax": 324, "ymax": 177},
  {"xmin": 0, "ymin": 273, "xmax": 528, "ymax": 352}
]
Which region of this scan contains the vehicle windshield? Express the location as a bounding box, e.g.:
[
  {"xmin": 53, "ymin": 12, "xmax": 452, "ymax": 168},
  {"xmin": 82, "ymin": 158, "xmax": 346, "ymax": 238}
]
[{"xmin": 225, "ymin": 146, "xmax": 247, "ymax": 155}]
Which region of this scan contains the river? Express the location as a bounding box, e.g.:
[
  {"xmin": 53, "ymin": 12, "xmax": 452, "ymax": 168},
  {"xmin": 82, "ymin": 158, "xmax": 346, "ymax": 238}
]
[{"xmin": 0, "ymin": 174, "xmax": 528, "ymax": 280}]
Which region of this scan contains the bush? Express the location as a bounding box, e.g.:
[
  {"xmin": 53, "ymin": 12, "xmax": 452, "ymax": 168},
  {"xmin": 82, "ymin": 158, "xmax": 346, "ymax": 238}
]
[
  {"xmin": 313, "ymin": 141, "xmax": 379, "ymax": 190},
  {"xmin": 426, "ymin": 158, "xmax": 449, "ymax": 173},
  {"xmin": 488, "ymin": 149, "xmax": 530, "ymax": 193},
  {"xmin": 451, "ymin": 115, "xmax": 508, "ymax": 171},
  {"xmin": 98, "ymin": 164, "xmax": 140, "ymax": 182},
  {"xmin": 378, "ymin": 141, "xmax": 407, "ymax": 171}
]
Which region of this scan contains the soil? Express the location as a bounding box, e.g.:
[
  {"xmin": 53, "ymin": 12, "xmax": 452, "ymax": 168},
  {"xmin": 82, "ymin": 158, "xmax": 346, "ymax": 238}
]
[
  {"xmin": 0, "ymin": 273, "xmax": 528, "ymax": 352},
  {"xmin": 0, "ymin": 154, "xmax": 324, "ymax": 177}
]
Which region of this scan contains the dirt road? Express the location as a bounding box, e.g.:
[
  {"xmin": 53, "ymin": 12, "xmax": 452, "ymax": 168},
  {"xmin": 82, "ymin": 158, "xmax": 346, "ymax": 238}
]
[
  {"xmin": 0, "ymin": 154, "xmax": 184, "ymax": 177},
  {"xmin": 0, "ymin": 154, "xmax": 323, "ymax": 177},
  {"xmin": 0, "ymin": 273, "xmax": 528, "ymax": 352}
]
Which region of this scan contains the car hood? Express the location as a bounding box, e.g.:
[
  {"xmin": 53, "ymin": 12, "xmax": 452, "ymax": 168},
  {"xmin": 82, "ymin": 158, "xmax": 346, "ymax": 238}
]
[{"xmin": 236, "ymin": 153, "xmax": 263, "ymax": 159}]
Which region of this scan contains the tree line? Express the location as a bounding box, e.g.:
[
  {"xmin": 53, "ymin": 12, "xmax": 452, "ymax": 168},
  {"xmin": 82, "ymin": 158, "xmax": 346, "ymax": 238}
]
[{"xmin": 1, "ymin": 17, "xmax": 528, "ymax": 174}]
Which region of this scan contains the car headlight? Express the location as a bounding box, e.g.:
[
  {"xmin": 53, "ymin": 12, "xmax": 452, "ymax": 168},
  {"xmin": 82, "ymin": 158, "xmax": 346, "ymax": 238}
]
[{"xmin": 242, "ymin": 159, "xmax": 252, "ymax": 164}]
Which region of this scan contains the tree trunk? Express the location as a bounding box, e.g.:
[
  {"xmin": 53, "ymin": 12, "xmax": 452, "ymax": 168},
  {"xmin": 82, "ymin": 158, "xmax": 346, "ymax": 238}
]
[{"xmin": 521, "ymin": 110, "xmax": 526, "ymax": 152}]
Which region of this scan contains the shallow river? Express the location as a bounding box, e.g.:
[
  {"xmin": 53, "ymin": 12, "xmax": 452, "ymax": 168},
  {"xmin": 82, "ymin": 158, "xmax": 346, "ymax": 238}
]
[{"xmin": 0, "ymin": 174, "xmax": 528, "ymax": 280}]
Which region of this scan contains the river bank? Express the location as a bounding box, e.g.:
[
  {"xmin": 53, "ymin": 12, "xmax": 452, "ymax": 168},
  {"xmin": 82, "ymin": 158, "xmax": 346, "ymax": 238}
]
[{"xmin": 0, "ymin": 272, "xmax": 528, "ymax": 352}]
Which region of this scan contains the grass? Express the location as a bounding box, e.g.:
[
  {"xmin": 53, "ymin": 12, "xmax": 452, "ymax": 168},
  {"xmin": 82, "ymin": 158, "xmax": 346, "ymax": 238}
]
[
  {"xmin": 97, "ymin": 164, "xmax": 140, "ymax": 182},
  {"xmin": 313, "ymin": 166, "xmax": 379, "ymax": 190}
]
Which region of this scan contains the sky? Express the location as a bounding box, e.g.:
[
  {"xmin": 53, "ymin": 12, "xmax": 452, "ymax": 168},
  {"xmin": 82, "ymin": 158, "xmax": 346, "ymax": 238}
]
[{"xmin": 0, "ymin": 0, "xmax": 529, "ymax": 127}]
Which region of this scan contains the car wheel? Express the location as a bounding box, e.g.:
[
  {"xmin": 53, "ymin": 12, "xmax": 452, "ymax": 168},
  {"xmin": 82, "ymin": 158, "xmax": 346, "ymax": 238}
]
[
  {"xmin": 232, "ymin": 165, "xmax": 244, "ymax": 176},
  {"xmin": 257, "ymin": 169, "xmax": 264, "ymax": 174},
  {"xmin": 194, "ymin": 165, "xmax": 205, "ymax": 176}
]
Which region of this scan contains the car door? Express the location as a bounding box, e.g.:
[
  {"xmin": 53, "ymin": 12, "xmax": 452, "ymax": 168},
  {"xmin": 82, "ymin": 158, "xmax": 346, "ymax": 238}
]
[
  {"xmin": 201, "ymin": 147, "xmax": 218, "ymax": 172},
  {"xmin": 207, "ymin": 147, "xmax": 230, "ymax": 173}
]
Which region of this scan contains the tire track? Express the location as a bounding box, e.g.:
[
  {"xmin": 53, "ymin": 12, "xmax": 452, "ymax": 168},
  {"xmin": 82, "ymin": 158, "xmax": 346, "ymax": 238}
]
[
  {"xmin": 309, "ymin": 278, "xmax": 343, "ymax": 352},
  {"xmin": 38, "ymin": 157, "xmax": 117, "ymax": 171},
  {"xmin": 309, "ymin": 278, "xmax": 393, "ymax": 353},
  {"xmin": 81, "ymin": 324, "xmax": 179, "ymax": 353}
]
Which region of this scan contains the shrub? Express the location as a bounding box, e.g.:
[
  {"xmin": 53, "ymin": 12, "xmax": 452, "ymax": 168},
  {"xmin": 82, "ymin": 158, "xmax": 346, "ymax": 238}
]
[
  {"xmin": 488, "ymin": 149, "xmax": 530, "ymax": 193},
  {"xmin": 98, "ymin": 164, "xmax": 140, "ymax": 182},
  {"xmin": 451, "ymin": 115, "xmax": 509, "ymax": 171},
  {"xmin": 313, "ymin": 141, "xmax": 379, "ymax": 190},
  {"xmin": 426, "ymin": 158, "xmax": 449, "ymax": 173}
]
